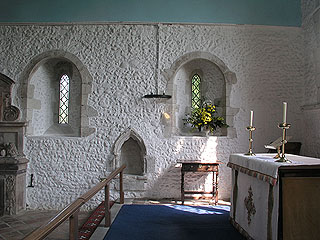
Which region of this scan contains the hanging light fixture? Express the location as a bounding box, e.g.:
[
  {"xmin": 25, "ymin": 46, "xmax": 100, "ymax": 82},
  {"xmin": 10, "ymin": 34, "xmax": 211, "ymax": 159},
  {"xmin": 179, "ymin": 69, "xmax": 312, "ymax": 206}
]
[
  {"xmin": 143, "ymin": 24, "xmax": 171, "ymax": 99},
  {"xmin": 143, "ymin": 92, "xmax": 171, "ymax": 99}
]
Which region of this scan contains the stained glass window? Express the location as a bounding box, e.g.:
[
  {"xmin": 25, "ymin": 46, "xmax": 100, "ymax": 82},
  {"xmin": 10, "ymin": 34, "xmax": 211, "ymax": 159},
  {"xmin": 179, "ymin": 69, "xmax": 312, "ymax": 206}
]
[
  {"xmin": 191, "ymin": 73, "xmax": 201, "ymax": 109},
  {"xmin": 58, "ymin": 74, "xmax": 69, "ymax": 124}
]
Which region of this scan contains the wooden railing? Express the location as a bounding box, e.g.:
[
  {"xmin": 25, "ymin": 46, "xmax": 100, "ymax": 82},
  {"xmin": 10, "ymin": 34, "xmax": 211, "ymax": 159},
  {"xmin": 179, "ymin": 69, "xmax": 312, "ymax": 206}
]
[{"xmin": 24, "ymin": 164, "xmax": 126, "ymax": 240}]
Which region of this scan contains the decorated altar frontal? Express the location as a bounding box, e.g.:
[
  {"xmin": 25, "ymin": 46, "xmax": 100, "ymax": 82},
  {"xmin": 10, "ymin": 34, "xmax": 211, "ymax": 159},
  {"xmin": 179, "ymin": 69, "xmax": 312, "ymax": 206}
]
[{"xmin": 228, "ymin": 153, "xmax": 320, "ymax": 240}]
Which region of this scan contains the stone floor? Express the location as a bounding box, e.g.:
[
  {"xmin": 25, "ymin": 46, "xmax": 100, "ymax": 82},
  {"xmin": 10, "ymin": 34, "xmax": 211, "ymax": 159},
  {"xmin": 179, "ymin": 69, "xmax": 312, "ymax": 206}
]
[
  {"xmin": 0, "ymin": 199, "xmax": 229, "ymax": 240},
  {"xmin": 0, "ymin": 209, "xmax": 92, "ymax": 240}
]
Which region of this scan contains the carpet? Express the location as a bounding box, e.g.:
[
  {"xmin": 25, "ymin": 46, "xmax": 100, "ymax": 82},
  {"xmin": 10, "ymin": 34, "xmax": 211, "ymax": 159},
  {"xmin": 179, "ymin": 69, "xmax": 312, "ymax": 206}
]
[
  {"xmin": 78, "ymin": 201, "xmax": 114, "ymax": 240},
  {"xmin": 104, "ymin": 204, "xmax": 245, "ymax": 240}
]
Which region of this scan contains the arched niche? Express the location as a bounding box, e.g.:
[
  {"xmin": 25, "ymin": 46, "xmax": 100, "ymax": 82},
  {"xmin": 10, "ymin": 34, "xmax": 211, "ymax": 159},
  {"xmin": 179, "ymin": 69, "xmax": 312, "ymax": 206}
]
[
  {"xmin": 113, "ymin": 129, "xmax": 147, "ymax": 175},
  {"xmin": 163, "ymin": 51, "xmax": 238, "ymax": 138},
  {"xmin": 18, "ymin": 50, "xmax": 96, "ymax": 137}
]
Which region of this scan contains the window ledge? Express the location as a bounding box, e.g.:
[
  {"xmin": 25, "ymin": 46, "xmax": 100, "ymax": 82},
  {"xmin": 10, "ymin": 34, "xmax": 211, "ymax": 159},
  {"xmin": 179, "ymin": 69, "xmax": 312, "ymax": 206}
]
[{"xmin": 43, "ymin": 123, "xmax": 79, "ymax": 137}]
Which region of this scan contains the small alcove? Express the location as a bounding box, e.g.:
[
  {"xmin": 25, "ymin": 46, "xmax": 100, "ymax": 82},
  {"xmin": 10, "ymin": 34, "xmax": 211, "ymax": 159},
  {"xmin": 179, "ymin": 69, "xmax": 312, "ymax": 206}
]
[
  {"xmin": 120, "ymin": 138, "xmax": 144, "ymax": 175},
  {"xmin": 113, "ymin": 129, "xmax": 147, "ymax": 176},
  {"xmin": 19, "ymin": 50, "xmax": 96, "ymax": 138},
  {"xmin": 175, "ymin": 58, "xmax": 226, "ymax": 135},
  {"xmin": 163, "ymin": 51, "xmax": 238, "ymax": 138}
]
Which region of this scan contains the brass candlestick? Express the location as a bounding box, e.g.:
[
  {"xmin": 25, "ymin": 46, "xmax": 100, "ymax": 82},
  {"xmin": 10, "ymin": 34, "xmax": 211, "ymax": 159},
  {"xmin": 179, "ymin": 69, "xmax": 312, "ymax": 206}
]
[
  {"xmin": 245, "ymin": 126, "xmax": 256, "ymax": 156},
  {"xmin": 273, "ymin": 146, "xmax": 281, "ymax": 159},
  {"xmin": 275, "ymin": 123, "xmax": 291, "ymax": 163}
]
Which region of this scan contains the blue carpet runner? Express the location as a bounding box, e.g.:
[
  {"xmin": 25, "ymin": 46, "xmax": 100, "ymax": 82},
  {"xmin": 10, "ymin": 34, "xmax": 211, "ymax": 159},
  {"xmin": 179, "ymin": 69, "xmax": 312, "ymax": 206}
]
[{"xmin": 104, "ymin": 204, "xmax": 245, "ymax": 240}]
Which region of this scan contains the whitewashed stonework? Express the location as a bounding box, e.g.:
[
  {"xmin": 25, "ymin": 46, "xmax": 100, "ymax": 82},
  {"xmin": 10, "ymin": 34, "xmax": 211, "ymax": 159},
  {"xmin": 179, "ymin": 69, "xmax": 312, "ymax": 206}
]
[
  {"xmin": 301, "ymin": 0, "xmax": 320, "ymax": 157},
  {"xmin": 0, "ymin": 22, "xmax": 304, "ymax": 210}
]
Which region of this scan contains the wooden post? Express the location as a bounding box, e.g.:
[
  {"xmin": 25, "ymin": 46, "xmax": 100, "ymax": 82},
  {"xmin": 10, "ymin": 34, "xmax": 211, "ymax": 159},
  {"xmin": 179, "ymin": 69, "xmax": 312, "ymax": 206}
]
[
  {"xmin": 212, "ymin": 171, "xmax": 215, "ymax": 204},
  {"xmin": 120, "ymin": 171, "xmax": 124, "ymax": 204},
  {"xmin": 181, "ymin": 170, "xmax": 185, "ymax": 205},
  {"xmin": 215, "ymin": 170, "xmax": 219, "ymax": 205},
  {"xmin": 105, "ymin": 184, "xmax": 111, "ymax": 227},
  {"xmin": 69, "ymin": 210, "xmax": 79, "ymax": 240}
]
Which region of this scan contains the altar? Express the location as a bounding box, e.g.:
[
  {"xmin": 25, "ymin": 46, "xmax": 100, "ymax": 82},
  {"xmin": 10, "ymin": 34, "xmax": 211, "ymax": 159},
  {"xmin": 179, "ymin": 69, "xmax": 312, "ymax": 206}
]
[{"xmin": 228, "ymin": 153, "xmax": 320, "ymax": 240}]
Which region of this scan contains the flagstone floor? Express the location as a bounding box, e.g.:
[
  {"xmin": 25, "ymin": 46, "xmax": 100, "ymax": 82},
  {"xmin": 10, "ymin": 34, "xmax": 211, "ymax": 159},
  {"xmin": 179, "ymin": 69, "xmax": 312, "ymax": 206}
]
[
  {"xmin": 0, "ymin": 209, "xmax": 91, "ymax": 240},
  {"xmin": 0, "ymin": 199, "xmax": 229, "ymax": 240}
]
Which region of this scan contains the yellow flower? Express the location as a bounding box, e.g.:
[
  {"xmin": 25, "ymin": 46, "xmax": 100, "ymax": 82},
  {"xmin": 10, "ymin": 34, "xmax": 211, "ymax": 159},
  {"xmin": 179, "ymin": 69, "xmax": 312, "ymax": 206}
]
[
  {"xmin": 206, "ymin": 104, "xmax": 216, "ymax": 112},
  {"xmin": 201, "ymin": 111, "xmax": 212, "ymax": 123}
]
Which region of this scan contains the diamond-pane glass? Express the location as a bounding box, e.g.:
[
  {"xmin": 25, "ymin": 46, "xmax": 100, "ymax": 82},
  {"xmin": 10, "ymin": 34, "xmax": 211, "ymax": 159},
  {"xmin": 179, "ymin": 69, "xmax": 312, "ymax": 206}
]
[
  {"xmin": 191, "ymin": 73, "xmax": 201, "ymax": 109},
  {"xmin": 59, "ymin": 74, "xmax": 69, "ymax": 124}
]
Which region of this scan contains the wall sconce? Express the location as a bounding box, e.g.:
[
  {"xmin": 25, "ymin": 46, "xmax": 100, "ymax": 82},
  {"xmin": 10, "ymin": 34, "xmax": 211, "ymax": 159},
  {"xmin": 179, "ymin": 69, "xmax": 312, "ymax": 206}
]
[{"xmin": 163, "ymin": 112, "xmax": 171, "ymax": 120}]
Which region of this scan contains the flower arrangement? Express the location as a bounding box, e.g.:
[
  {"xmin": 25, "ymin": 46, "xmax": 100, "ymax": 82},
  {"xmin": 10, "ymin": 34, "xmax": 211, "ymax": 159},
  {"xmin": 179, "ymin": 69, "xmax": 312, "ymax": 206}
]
[{"xmin": 183, "ymin": 99, "xmax": 228, "ymax": 133}]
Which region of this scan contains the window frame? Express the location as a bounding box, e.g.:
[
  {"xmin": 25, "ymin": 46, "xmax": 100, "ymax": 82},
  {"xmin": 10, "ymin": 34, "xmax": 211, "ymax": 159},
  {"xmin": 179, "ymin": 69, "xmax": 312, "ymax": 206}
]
[
  {"xmin": 58, "ymin": 73, "xmax": 70, "ymax": 124},
  {"xmin": 191, "ymin": 72, "xmax": 202, "ymax": 110}
]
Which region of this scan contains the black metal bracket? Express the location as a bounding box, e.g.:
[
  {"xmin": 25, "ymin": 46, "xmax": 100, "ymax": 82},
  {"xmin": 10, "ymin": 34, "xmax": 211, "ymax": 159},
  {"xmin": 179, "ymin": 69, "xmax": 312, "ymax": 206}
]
[
  {"xmin": 27, "ymin": 174, "xmax": 34, "ymax": 188},
  {"xmin": 143, "ymin": 93, "xmax": 171, "ymax": 99}
]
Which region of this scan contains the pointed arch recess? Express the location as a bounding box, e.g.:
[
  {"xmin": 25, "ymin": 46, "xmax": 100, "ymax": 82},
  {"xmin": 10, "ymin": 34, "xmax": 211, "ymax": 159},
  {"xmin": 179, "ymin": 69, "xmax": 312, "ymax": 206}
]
[{"xmin": 113, "ymin": 128, "xmax": 147, "ymax": 174}]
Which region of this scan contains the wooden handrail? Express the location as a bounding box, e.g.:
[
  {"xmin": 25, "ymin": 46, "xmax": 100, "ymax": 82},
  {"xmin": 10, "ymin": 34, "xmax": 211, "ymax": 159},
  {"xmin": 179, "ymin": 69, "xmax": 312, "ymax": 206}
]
[
  {"xmin": 24, "ymin": 164, "xmax": 126, "ymax": 240},
  {"xmin": 24, "ymin": 199, "xmax": 83, "ymax": 240}
]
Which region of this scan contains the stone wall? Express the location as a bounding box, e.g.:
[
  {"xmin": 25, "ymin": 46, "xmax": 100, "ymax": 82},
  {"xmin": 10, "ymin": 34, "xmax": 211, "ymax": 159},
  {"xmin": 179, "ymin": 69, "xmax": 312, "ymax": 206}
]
[{"xmin": 0, "ymin": 23, "xmax": 304, "ymax": 210}]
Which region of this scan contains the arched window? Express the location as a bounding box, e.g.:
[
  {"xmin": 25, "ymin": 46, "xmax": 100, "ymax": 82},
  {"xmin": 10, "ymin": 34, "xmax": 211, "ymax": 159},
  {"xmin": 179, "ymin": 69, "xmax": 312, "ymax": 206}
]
[
  {"xmin": 25, "ymin": 56, "xmax": 95, "ymax": 137},
  {"xmin": 191, "ymin": 73, "xmax": 201, "ymax": 109},
  {"xmin": 58, "ymin": 74, "xmax": 70, "ymax": 124}
]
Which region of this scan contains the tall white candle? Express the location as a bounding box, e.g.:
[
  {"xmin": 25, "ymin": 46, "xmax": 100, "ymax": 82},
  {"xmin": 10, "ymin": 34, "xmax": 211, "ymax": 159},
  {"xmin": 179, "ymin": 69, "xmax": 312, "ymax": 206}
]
[
  {"xmin": 250, "ymin": 110, "xmax": 253, "ymax": 127},
  {"xmin": 283, "ymin": 102, "xmax": 287, "ymax": 123}
]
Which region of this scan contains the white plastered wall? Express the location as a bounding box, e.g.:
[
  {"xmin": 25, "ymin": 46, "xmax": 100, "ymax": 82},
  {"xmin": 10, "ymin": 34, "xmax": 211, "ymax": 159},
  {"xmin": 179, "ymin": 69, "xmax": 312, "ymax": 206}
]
[
  {"xmin": 0, "ymin": 23, "xmax": 304, "ymax": 209},
  {"xmin": 301, "ymin": 0, "xmax": 320, "ymax": 157}
]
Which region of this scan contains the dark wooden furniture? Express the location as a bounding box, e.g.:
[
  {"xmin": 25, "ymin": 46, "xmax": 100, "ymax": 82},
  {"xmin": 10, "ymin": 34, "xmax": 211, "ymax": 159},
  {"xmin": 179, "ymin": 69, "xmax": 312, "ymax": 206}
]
[
  {"xmin": 279, "ymin": 167, "xmax": 320, "ymax": 240},
  {"xmin": 180, "ymin": 161, "xmax": 219, "ymax": 205}
]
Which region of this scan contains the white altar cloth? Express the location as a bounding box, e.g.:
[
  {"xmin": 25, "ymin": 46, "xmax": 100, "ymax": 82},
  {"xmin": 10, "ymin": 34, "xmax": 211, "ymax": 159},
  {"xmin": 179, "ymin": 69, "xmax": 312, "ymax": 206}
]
[
  {"xmin": 228, "ymin": 153, "xmax": 320, "ymax": 240},
  {"xmin": 229, "ymin": 153, "xmax": 320, "ymax": 179}
]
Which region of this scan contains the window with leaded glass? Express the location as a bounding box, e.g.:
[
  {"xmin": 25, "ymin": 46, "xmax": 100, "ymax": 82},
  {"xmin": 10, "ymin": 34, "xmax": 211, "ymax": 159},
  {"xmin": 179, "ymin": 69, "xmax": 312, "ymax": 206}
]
[
  {"xmin": 59, "ymin": 74, "xmax": 70, "ymax": 124},
  {"xmin": 191, "ymin": 73, "xmax": 201, "ymax": 109}
]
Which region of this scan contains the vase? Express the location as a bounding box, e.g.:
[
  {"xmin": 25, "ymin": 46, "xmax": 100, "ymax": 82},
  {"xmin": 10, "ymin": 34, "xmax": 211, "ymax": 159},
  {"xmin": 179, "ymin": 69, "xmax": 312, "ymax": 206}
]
[
  {"xmin": 203, "ymin": 128, "xmax": 210, "ymax": 136},
  {"xmin": 197, "ymin": 126, "xmax": 210, "ymax": 136}
]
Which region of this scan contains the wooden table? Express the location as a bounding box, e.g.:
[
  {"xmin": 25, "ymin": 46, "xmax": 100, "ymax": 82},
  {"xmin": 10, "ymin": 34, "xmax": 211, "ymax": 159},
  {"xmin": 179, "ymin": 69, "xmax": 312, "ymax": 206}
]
[{"xmin": 180, "ymin": 161, "xmax": 219, "ymax": 205}]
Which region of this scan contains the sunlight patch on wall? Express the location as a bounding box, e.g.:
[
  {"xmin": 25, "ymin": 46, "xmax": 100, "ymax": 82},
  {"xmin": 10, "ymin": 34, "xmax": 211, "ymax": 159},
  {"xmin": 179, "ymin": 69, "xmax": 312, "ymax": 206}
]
[{"xmin": 200, "ymin": 137, "xmax": 218, "ymax": 161}]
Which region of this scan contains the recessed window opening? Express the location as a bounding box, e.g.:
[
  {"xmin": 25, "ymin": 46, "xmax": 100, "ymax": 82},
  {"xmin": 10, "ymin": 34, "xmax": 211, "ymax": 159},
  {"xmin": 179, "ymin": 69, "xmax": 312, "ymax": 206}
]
[
  {"xmin": 191, "ymin": 73, "xmax": 201, "ymax": 110},
  {"xmin": 59, "ymin": 74, "xmax": 70, "ymax": 124}
]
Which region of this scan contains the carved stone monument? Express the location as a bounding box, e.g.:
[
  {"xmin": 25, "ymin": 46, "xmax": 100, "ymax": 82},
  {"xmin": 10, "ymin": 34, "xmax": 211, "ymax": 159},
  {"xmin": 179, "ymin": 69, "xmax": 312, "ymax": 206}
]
[{"xmin": 0, "ymin": 73, "xmax": 28, "ymax": 216}]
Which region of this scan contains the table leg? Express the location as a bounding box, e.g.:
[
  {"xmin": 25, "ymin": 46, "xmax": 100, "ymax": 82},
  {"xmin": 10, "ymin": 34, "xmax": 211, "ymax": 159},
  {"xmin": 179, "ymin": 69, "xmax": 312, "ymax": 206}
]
[
  {"xmin": 215, "ymin": 171, "xmax": 219, "ymax": 205},
  {"xmin": 212, "ymin": 172, "xmax": 215, "ymax": 205},
  {"xmin": 181, "ymin": 171, "xmax": 185, "ymax": 205}
]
